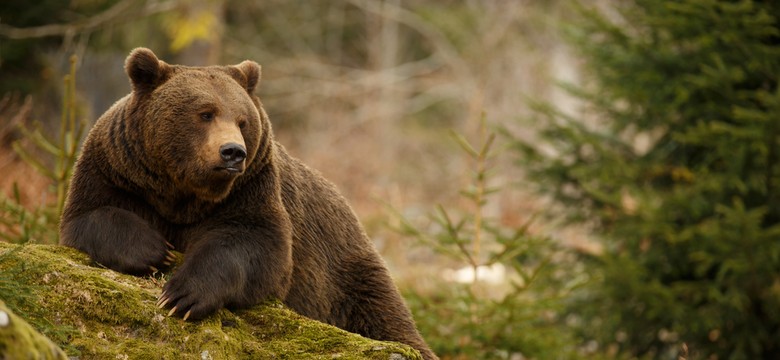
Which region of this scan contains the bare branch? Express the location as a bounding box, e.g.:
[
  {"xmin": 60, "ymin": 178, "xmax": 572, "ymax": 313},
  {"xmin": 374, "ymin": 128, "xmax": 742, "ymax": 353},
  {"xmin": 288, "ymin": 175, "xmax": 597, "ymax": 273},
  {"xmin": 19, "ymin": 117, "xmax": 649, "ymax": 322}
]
[
  {"xmin": 0, "ymin": 0, "xmax": 176, "ymax": 39},
  {"xmin": 342, "ymin": 0, "xmax": 476, "ymax": 95}
]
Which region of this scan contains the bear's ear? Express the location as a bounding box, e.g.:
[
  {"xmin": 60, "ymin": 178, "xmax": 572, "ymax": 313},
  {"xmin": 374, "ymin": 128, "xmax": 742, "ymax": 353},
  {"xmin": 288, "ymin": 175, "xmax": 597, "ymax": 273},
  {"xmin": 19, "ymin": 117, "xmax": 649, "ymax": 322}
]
[
  {"xmin": 233, "ymin": 60, "xmax": 261, "ymax": 94},
  {"xmin": 125, "ymin": 48, "xmax": 171, "ymax": 92}
]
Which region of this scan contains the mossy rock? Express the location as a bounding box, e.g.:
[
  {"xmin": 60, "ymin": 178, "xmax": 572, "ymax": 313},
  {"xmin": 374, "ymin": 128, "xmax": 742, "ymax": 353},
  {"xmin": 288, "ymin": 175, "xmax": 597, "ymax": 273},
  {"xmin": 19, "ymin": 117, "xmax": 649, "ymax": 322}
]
[
  {"xmin": 0, "ymin": 301, "xmax": 68, "ymax": 360},
  {"xmin": 0, "ymin": 242, "xmax": 421, "ymax": 359}
]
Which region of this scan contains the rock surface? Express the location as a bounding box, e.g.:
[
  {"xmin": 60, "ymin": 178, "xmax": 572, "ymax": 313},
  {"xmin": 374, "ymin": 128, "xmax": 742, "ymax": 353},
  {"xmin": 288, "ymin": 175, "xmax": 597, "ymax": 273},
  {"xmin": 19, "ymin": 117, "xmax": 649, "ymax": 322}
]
[{"xmin": 0, "ymin": 242, "xmax": 421, "ymax": 359}]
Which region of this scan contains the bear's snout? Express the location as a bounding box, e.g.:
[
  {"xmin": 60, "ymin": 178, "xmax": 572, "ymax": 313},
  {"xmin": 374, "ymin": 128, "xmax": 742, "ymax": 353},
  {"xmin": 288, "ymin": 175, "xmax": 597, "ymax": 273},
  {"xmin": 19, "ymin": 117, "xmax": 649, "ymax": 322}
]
[
  {"xmin": 219, "ymin": 143, "xmax": 247, "ymax": 172},
  {"xmin": 204, "ymin": 118, "xmax": 247, "ymax": 175}
]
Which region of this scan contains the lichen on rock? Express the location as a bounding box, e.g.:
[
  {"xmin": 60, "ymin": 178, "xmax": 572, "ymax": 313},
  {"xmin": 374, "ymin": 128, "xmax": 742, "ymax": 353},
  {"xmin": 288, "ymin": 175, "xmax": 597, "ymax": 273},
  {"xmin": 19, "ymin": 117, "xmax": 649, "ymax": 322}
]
[{"xmin": 0, "ymin": 242, "xmax": 422, "ymax": 359}]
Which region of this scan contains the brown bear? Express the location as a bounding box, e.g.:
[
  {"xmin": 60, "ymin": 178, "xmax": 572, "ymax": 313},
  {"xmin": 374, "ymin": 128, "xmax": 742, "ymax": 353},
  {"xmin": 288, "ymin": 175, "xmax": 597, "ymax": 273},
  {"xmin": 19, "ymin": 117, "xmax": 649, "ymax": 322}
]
[{"xmin": 60, "ymin": 48, "xmax": 436, "ymax": 360}]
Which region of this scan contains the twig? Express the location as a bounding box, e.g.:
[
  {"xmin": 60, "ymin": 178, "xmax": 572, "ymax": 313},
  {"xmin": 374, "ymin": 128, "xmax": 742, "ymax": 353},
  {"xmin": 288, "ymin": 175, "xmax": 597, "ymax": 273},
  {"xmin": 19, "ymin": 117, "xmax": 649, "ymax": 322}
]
[
  {"xmin": 0, "ymin": 0, "xmax": 176, "ymax": 39},
  {"xmin": 342, "ymin": 0, "xmax": 476, "ymax": 96}
]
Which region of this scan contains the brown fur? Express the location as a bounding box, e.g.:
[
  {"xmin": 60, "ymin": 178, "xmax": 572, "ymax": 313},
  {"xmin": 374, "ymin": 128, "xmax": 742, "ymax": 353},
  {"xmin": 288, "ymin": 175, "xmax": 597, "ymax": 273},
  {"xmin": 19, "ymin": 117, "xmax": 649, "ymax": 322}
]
[{"xmin": 60, "ymin": 48, "xmax": 436, "ymax": 359}]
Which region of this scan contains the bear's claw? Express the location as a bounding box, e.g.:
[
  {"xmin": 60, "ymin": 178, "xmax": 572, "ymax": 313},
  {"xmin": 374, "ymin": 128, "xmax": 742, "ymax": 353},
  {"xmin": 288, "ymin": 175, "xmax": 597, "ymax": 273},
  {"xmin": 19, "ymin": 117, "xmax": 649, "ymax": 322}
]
[
  {"xmin": 157, "ymin": 295, "xmax": 170, "ymax": 308},
  {"xmin": 161, "ymin": 251, "xmax": 176, "ymax": 266}
]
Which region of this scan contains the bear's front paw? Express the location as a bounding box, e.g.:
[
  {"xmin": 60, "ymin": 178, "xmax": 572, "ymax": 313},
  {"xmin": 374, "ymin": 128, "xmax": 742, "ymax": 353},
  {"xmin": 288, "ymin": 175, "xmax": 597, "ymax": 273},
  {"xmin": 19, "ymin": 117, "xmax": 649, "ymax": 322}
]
[
  {"xmin": 157, "ymin": 274, "xmax": 224, "ymax": 321},
  {"xmin": 110, "ymin": 233, "xmax": 176, "ymax": 275},
  {"xmin": 65, "ymin": 206, "xmax": 177, "ymax": 275}
]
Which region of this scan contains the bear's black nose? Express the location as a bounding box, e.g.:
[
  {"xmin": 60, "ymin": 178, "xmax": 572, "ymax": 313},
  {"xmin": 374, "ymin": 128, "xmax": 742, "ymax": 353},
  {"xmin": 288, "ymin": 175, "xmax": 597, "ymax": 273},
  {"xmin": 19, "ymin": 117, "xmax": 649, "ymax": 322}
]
[{"xmin": 220, "ymin": 143, "xmax": 247, "ymax": 163}]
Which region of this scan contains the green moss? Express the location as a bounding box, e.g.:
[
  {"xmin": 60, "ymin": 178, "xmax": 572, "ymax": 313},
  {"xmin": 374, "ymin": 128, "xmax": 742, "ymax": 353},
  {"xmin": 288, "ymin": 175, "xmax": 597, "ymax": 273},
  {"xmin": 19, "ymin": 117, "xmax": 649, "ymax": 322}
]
[
  {"xmin": 0, "ymin": 242, "xmax": 422, "ymax": 359},
  {"xmin": 0, "ymin": 301, "xmax": 68, "ymax": 360}
]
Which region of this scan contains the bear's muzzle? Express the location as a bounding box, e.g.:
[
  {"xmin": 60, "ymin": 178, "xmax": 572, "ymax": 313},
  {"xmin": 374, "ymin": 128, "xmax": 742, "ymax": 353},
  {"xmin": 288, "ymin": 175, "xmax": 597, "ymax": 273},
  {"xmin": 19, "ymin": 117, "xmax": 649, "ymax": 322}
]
[{"xmin": 216, "ymin": 142, "xmax": 247, "ymax": 173}]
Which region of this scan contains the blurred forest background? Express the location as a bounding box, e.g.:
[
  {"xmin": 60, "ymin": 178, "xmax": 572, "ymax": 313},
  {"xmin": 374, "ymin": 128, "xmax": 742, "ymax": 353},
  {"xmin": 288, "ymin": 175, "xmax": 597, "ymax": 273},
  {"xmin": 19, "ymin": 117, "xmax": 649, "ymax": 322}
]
[{"xmin": 1, "ymin": 1, "xmax": 779, "ymax": 359}]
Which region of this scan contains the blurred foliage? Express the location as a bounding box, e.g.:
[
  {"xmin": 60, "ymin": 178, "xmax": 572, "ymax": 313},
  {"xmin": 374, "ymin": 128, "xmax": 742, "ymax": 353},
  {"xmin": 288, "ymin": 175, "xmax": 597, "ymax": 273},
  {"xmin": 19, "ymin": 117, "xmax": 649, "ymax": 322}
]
[
  {"xmin": 0, "ymin": 0, "xmax": 230, "ymax": 96},
  {"xmin": 0, "ymin": 0, "xmax": 120, "ymax": 94},
  {"xmin": 162, "ymin": 8, "xmax": 217, "ymax": 52},
  {"xmin": 510, "ymin": 0, "xmax": 780, "ymax": 359},
  {"xmin": 0, "ymin": 56, "xmax": 86, "ymax": 244},
  {"xmin": 396, "ymin": 117, "xmax": 586, "ymax": 359}
]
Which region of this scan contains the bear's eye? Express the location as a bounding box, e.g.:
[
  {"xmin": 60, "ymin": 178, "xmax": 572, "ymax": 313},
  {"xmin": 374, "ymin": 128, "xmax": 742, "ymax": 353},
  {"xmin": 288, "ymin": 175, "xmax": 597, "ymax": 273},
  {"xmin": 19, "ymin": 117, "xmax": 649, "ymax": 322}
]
[
  {"xmin": 200, "ymin": 112, "xmax": 215, "ymax": 121},
  {"xmin": 238, "ymin": 120, "xmax": 247, "ymax": 129}
]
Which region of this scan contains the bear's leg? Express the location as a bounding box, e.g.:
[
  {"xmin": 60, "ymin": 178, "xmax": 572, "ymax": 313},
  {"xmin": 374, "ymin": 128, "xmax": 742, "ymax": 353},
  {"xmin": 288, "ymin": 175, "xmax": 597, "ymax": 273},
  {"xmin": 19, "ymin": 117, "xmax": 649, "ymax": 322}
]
[
  {"xmin": 61, "ymin": 206, "xmax": 174, "ymax": 275},
  {"xmin": 338, "ymin": 260, "xmax": 438, "ymax": 360},
  {"xmin": 159, "ymin": 225, "xmax": 294, "ymax": 321}
]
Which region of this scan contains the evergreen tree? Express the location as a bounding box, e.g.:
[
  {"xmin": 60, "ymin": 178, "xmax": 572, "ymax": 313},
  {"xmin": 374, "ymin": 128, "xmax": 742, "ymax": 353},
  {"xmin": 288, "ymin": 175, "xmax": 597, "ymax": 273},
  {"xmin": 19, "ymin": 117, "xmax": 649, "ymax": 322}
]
[{"xmin": 512, "ymin": 1, "xmax": 780, "ymax": 358}]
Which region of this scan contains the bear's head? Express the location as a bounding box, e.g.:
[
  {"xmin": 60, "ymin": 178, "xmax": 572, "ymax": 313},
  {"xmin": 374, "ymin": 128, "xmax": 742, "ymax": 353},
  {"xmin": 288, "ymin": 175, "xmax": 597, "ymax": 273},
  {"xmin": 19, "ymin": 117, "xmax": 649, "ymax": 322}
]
[{"xmin": 123, "ymin": 48, "xmax": 263, "ymax": 202}]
